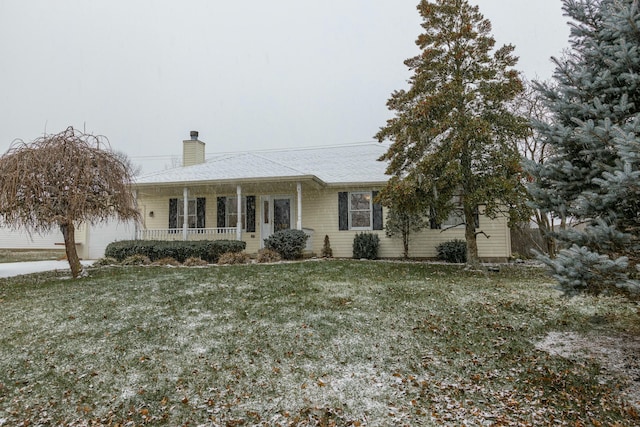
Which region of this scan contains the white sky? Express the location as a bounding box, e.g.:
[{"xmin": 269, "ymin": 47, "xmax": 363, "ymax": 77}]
[{"xmin": 0, "ymin": 1, "xmax": 570, "ymax": 173}]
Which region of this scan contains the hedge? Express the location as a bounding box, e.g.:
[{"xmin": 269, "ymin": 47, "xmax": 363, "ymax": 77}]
[{"xmin": 104, "ymin": 240, "xmax": 246, "ymax": 263}]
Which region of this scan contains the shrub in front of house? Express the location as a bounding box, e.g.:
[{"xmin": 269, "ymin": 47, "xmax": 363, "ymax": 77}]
[
  {"xmin": 353, "ymin": 232, "xmax": 380, "ymax": 260},
  {"xmin": 217, "ymin": 251, "xmax": 251, "ymax": 265},
  {"xmin": 256, "ymin": 248, "xmax": 282, "ymax": 263},
  {"xmin": 152, "ymin": 257, "xmax": 181, "ymax": 266},
  {"xmin": 183, "ymin": 257, "xmax": 209, "ymax": 267},
  {"xmin": 92, "ymin": 257, "xmax": 120, "ymax": 267},
  {"xmin": 263, "ymin": 229, "xmax": 309, "ymax": 260},
  {"xmin": 121, "ymin": 254, "xmax": 152, "ymax": 266},
  {"xmin": 105, "ymin": 240, "xmax": 246, "ymax": 263},
  {"xmin": 436, "ymin": 239, "xmax": 467, "ymax": 263},
  {"xmin": 321, "ymin": 234, "xmax": 333, "ymax": 258}
]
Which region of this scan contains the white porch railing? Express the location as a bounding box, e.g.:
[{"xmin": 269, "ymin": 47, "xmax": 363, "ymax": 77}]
[{"xmin": 136, "ymin": 228, "xmax": 238, "ymax": 241}]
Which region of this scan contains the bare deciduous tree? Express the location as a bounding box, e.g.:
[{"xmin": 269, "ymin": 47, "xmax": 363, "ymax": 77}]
[
  {"xmin": 513, "ymin": 78, "xmax": 561, "ymax": 257},
  {"xmin": 0, "ymin": 127, "xmax": 140, "ymax": 277}
]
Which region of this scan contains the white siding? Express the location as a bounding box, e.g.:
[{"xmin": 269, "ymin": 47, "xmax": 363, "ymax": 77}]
[
  {"xmin": 137, "ymin": 185, "xmax": 512, "ymax": 261},
  {"xmin": 301, "ymin": 189, "xmax": 511, "ymax": 260},
  {"xmin": 0, "ymin": 228, "xmax": 63, "ymax": 249},
  {"xmin": 81, "ymin": 221, "xmax": 136, "ymax": 259}
]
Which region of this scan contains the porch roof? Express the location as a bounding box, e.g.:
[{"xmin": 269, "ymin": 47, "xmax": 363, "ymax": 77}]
[{"xmin": 134, "ymin": 143, "xmax": 390, "ymax": 187}]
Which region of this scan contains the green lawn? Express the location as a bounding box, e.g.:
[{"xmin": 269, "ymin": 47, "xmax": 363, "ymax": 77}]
[{"xmin": 0, "ymin": 260, "xmax": 638, "ymax": 426}]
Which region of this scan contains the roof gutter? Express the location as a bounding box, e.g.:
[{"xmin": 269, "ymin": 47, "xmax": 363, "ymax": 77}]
[{"xmin": 133, "ymin": 174, "xmax": 326, "ymax": 190}]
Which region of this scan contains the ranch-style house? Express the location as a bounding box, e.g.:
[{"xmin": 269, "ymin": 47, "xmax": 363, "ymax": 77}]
[{"xmin": 131, "ymin": 132, "xmax": 512, "ymax": 261}]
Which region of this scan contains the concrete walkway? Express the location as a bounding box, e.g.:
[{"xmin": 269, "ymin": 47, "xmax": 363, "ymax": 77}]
[{"xmin": 0, "ymin": 260, "xmax": 95, "ymax": 278}]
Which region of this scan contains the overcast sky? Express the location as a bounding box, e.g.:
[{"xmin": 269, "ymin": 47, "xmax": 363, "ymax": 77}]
[{"xmin": 0, "ymin": 1, "xmax": 570, "ymax": 173}]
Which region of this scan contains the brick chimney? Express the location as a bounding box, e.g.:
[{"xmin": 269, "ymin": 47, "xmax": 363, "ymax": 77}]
[{"xmin": 183, "ymin": 131, "xmax": 205, "ymax": 167}]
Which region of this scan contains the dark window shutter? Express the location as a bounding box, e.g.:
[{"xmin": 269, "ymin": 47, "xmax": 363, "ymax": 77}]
[
  {"xmin": 196, "ymin": 198, "xmax": 206, "ymax": 228},
  {"xmin": 246, "ymin": 196, "xmax": 256, "ymax": 232},
  {"xmin": 169, "ymin": 198, "xmax": 178, "ymax": 229},
  {"xmin": 338, "ymin": 192, "xmax": 348, "ymax": 231},
  {"xmin": 372, "ymin": 191, "xmax": 383, "ymax": 230},
  {"xmin": 217, "ymin": 197, "xmax": 226, "ymax": 228},
  {"xmin": 429, "ymin": 207, "xmax": 441, "ymax": 230}
]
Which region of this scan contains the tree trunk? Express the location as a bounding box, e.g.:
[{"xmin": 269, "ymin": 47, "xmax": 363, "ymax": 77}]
[
  {"xmin": 459, "ymin": 131, "xmax": 479, "ymax": 268},
  {"xmin": 464, "ymin": 202, "xmax": 480, "ymax": 268},
  {"xmin": 403, "ymin": 235, "xmax": 409, "ymax": 259},
  {"xmin": 402, "ymin": 222, "xmax": 409, "ymax": 259},
  {"xmin": 60, "ymin": 222, "xmax": 82, "ymax": 278}
]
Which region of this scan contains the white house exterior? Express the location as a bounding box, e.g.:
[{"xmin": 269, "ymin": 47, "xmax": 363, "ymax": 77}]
[
  {"xmin": 0, "ymin": 221, "xmax": 135, "ymax": 260},
  {"xmin": 0, "ymin": 132, "xmax": 513, "ymax": 261},
  {"xmin": 131, "ymin": 133, "xmax": 512, "ymax": 261}
]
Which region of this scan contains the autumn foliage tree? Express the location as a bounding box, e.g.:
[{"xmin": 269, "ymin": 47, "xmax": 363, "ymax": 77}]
[
  {"xmin": 376, "ymin": 0, "xmax": 529, "ymax": 266},
  {"xmin": 0, "ymin": 127, "xmax": 140, "ymax": 277}
]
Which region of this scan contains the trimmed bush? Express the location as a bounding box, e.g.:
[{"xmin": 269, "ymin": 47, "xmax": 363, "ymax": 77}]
[
  {"xmin": 256, "ymin": 248, "xmax": 281, "ymax": 263},
  {"xmin": 263, "ymin": 229, "xmax": 309, "ymax": 260},
  {"xmin": 92, "ymin": 257, "xmax": 119, "ymax": 267},
  {"xmin": 183, "ymin": 257, "xmax": 209, "ymax": 267},
  {"xmin": 436, "ymin": 239, "xmax": 467, "ymax": 263},
  {"xmin": 105, "ymin": 240, "xmax": 246, "ymax": 263},
  {"xmin": 152, "ymin": 257, "xmax": 181, "ymax": 266},
  {"xmin": 321, "ymin": 235, "xmax": 333, "ymax": 258},
  {"xmin": 353, "ymin": 232, "xmax": 380, "ymax": 260},
  {"xmin": 218, "ymin": 252, "xmax": 250, "ymax": 265},
  {"xmin": 121, "ymin": 254, "xmax": 151, "ymax": 266}
]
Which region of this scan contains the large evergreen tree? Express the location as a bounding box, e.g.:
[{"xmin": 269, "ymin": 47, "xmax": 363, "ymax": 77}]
[
  {"xmin": 528, "ymin": 0, "xmax": 640, "ymax": 295},
  {"xmin": 376, "ymin": 0, "xmax": 528, "ymax": 266}
]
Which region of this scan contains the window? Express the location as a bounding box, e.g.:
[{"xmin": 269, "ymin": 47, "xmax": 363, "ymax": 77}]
[
  {"xmin": 178, "ymin": 199, "xmax": 197, "ymax": 228},
  {"xmin": 216, "ymin": 196, "xmax": 256, "ymax": 232},
  {"xmin": 226, "ymin": 196, "xmax": 247, "ymax": 230},
  {"xmin": 169, "ymin": 198, "xmax": 206, "ymax": 229},
  {"xmin": 443, "ymin": 209, "xmax": 465, "ymax": 227},
  {"xmin": 349, "ymin": 192, "xmax": 372, "ymax": 229},
  {"xmin": 338, "ymin": 191, "xmax": 383, "ymax": 231},
  {"xmin": 429, "ymin": 203, "xmax": 479, "ymax": 229}
]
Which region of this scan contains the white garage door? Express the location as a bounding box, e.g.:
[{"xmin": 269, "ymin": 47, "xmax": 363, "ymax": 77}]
[{"xmin": 85, "ymin": 221, "xmax": 136, "ymax": 259}]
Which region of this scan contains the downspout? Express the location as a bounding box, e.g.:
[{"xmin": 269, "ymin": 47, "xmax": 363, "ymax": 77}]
[
  {"xmin": 183, "ymin": 187, "xmax": 188, "ymax": 241},
  {"xmin": 296, "ymin": 182, "xmax": 302, "ymax": 230},
  {"xmin": 236, "ymin": 185, "xmax": 242, "ymax": 241}
]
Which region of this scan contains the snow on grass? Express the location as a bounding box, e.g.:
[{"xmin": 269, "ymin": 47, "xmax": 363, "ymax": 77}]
[{"xmin": 0, "ymin": 262, "xmax": 639, "ymax": 425}]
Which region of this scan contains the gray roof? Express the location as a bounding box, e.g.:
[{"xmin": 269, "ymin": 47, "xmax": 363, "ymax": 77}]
[{"xmin": 135, "ymin": 143, "xmax": 390, "ymax": 186}]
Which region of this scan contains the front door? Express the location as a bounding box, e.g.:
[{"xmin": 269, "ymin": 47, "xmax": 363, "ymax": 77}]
[{"xmin": 260, "ymin": 196, "xmax": 292, "ymax": 247}]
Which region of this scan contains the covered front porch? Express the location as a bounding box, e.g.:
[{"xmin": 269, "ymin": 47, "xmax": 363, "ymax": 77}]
[{"xmin": 133, "ymin": 179, "xmax": 320, "ymax": 253}]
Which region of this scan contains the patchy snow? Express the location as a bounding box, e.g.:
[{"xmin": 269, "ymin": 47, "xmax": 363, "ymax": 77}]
[{"xmin": 536, "ymin": 331, "xmax": 640, "ymax": 408}]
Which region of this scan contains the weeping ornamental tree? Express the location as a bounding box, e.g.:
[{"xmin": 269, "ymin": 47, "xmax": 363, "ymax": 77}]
[
  {"xmin": 0, "ymin": 127, "xmax": 140, "ymax": 278},
  {"xmin": 376, "ymin": 0, "xmax": 529, "ymax": 266},
  {"xmin": 528, "ymin": 0, "xmax": 640, "ymax": 296}
]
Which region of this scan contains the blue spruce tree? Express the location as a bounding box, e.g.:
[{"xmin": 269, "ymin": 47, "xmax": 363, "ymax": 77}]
[{"xmin": 528, "ymin": 0, "xmax": 640, "ymax": 295}]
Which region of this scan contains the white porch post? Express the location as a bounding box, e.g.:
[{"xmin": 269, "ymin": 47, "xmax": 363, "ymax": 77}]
[
  {"xmin": 182, "ymin": 187, "xmax": 188, "ymax": 241},
  {"xmin": 236, "ymin": 185, "xmax": 242, "ymax": 241},
  {"xmin": 296, "ymin": 182, "xmax": 302, "ymax": 230},
  {"xmin": 133, "ymin": 189, "xmax": 139, "ymax": 240}
]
